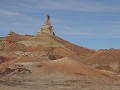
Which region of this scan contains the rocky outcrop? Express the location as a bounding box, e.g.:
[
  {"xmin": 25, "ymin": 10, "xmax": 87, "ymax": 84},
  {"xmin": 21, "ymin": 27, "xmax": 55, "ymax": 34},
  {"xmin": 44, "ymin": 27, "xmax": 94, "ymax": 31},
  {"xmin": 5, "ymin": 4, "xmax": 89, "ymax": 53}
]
[
  {"xmin": 3, "ymin": 32, "xmax": 21, "ymax": 42},
  {"xmin": 0, "ymin": 41, "xmax": 26, "ymax": 51}
]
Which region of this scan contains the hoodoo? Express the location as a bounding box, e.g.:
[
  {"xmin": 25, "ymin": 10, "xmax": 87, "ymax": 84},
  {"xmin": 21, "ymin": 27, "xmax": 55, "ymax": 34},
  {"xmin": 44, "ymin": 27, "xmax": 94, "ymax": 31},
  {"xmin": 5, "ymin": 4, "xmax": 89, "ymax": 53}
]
[{"xmin": 37, "ymin": 15, "xmax": 55, "ymax": 36}]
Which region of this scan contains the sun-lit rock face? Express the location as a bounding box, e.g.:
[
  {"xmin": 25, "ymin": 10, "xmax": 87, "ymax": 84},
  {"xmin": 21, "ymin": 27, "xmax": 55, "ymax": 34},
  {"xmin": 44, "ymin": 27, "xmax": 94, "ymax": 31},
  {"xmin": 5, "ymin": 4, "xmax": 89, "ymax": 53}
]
[{"xmin": 37, "ymin": 15, "xmax": 55, "ymax": 36}]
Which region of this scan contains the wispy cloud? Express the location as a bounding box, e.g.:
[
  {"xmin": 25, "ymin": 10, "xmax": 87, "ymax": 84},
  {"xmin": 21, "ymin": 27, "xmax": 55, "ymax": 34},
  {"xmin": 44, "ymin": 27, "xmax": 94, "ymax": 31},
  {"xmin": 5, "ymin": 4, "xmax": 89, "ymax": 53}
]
[
  {"xmin": 0, "ymin": 8, "xmax": 41, "ymax": 36},
  {"xmin": 33, "ymin": 0, "xmax": 120, "ymax": 13},
  {"xmin": 0, "ymin": 9, "xmax": 21, "ymax": 16},
  {"xmin": 56, "ymin": 20, "xmax": 120, "ymax": 38},
  {"xmin": 1, "ymin": 0, "xmax": 120, "ymax": 14}
]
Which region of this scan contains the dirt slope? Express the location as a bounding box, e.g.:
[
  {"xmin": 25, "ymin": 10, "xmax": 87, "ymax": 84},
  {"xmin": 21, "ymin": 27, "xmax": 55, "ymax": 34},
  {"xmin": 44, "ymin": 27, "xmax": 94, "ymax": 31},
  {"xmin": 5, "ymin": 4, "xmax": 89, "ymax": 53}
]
[
  {"xmin": 40, "ymin": 57, "xmax": 117, "ymax": 80},
  {"xmin": 52, "ymin": 36, "xmax": 95, "ymax": 56}
]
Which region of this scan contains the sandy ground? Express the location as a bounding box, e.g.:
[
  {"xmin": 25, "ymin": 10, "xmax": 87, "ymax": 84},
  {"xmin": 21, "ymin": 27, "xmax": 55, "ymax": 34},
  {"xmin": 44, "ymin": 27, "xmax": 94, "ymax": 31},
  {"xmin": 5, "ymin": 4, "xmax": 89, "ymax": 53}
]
[{"xmin": 0, "ymin": 76, "xmax": 120, "ymax": 90}]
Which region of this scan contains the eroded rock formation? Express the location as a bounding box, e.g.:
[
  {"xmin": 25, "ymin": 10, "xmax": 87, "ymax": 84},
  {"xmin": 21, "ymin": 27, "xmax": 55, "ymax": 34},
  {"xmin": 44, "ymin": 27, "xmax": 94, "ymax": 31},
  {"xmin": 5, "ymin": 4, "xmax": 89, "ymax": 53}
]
[{"xmin": 37, "ymin": 15, "xmax": 55, "ymax": 36}]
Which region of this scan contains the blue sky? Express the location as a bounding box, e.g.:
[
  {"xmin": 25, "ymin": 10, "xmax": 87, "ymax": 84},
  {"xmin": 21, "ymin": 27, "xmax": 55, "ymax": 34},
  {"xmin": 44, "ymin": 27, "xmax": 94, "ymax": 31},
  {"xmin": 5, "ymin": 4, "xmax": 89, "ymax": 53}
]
[{"xmin": 0, "ymin": 0, "xmax": 120, "ymax": 49}]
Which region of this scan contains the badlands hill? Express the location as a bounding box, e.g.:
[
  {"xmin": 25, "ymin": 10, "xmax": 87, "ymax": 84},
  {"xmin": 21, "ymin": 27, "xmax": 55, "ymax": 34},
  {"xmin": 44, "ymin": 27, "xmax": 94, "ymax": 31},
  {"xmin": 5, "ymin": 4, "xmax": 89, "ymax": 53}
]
[
  {"xmin": 0, "ymin": 15, "xmax": 120, "ymax": 90},
  {"xmin": 83, "ymin": 48, "xmax": 120, "ymax": 73}
]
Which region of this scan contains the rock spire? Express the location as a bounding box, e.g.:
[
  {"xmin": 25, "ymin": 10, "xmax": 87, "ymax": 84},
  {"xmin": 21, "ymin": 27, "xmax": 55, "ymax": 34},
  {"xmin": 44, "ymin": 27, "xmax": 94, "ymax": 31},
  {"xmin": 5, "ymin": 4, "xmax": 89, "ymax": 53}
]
[{"xmin": 37, "ymin": 15, "xmax": 55, "ymax": 36}]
